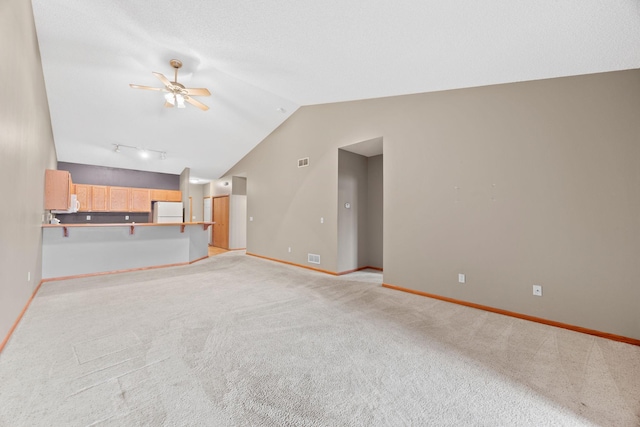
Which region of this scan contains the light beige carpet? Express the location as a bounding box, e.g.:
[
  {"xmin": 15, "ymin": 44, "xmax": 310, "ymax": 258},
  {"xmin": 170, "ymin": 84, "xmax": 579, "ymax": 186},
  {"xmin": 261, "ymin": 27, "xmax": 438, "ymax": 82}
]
[{"xmin": 0, "ymin": 252, "xmax": 638, "ymax": 426}]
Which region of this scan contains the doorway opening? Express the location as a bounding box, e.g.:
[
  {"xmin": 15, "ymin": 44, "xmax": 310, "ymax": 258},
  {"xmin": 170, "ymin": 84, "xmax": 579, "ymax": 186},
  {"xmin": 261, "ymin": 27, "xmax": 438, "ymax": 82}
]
[{"xmin": 337, "ymin": 137, "xmax": 383, "ymax": 274}]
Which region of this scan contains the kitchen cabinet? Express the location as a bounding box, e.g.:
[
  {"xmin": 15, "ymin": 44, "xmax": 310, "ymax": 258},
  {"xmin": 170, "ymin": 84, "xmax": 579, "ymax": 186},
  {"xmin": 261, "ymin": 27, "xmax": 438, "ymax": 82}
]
[
  {"xmin": 130, "ymin": 188, "xmax": 151, "ymax": 212},
  {"xmin": 45, "ymin": 169, "xmax": 72, "ymax": 210},
  {"xmin": 74, "ymin": 184, "xmax": 92, "ymax": 211},
  {"xmin": 166, "ymin": 190, "xmax": 182, "ymax": 202},
  {"xmin": 150, "ymin": 189, "xmax": 168, "ymax": 201},
  {"xmin": 91, "ymin": 186, "xmax": 108, "ymax": 211},
  {"xmin": 109, "ymin": 187, "xmax": 130, "ymax": 212},
  {"xmin": 151, "ymin": 189, "xmax": 182, "ymax": 202},
  {"xmin": 71, "ymin": 185, "xmax": 177, "ymax": 212}
]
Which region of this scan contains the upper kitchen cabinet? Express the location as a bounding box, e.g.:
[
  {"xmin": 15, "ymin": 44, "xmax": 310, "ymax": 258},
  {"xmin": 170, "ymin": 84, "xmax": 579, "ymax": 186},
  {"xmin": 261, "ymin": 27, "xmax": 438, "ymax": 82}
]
[
  {"xmin": 72, "ymin": 185, "xmax": 155, "ymax": 212},
  {"xmin": 130, "ymin": 188, "xmax": 151, "ymax": 212},
  {"xmin": 44, "ymin": 169, "xmax": 72, "ymax": 210},
  {"xmin": 151, "ymin": 189, "xmax": 182, "ymax": 202},
  {"xmin": 150, "ymin": 189, "xmax": 167, "ymax": 201},
  {"xmin": 74, "ymin": 184, "xmax": 92, "ymax": 211},
  {"xmin": 91, "ymin": 186, "xmax": 108, "ymax": 212},
  {"xmin": 166, "ymin": 190, "xmax": 182, "ymax": 202},
  {"xmin": 109, "ymin": 187, "xmax": 130, "ymax": 212}
]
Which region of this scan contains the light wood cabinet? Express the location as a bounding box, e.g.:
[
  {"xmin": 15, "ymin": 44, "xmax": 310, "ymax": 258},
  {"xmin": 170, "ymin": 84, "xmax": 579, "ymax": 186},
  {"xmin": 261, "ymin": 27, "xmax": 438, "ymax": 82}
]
[
  {"xmin": 91, "ymin": 186, "xmax": 108, "ymax": 212},
  {"xmin": 72, "ymin": 185, "xmax": 178, "ymax": 212},
  {"xmin": 74, "ymin": 185, "xmax": 150, "ymax": 212},
  {"xmin": 151, "ymin": 189, "xmax": 182, "ymax": 202},
  {"xmin": 150, "ymin": 189, "xmax": 168, "ymax": 201},
  {"xmin": 74, "ymin": 184, "xmax": 92, "ymax": 212},
  {"xmin": 45, "ymin": 169, "xmax": 72, "ymax": 210},
  {"xmin": 109, "ymin": 187, "xmax": 130, "ymax": 212},
  {"xmin": 130, "ymin": 188, "xmax": 151, "ymax": 212},
  {"xmin": 166, "ymin": 190, "xmax": 182, "ymax": 202}
]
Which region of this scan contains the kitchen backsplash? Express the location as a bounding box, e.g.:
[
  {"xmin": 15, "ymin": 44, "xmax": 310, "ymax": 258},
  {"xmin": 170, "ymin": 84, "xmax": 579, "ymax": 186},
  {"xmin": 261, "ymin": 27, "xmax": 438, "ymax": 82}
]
[{"xmin": 56, "ymin": 212, "xmax": 151, "ymax": 224}]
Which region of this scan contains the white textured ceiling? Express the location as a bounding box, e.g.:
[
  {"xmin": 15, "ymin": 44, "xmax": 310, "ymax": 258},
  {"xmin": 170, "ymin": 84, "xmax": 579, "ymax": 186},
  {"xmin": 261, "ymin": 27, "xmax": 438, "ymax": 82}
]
[{"xmin": 31, "ymin": 0, "xmax": 640, "ymax": 181}]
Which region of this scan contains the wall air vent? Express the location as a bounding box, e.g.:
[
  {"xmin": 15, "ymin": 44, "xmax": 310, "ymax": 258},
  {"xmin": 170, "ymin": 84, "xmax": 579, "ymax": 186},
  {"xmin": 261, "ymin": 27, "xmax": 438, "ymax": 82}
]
[
  {"xmin": 298, "ymin": 157, "xmax": 309, "ymax": 168},
  {"xmin": 308, "ymin": 253, "xmax": 321, "ymax": 264}
]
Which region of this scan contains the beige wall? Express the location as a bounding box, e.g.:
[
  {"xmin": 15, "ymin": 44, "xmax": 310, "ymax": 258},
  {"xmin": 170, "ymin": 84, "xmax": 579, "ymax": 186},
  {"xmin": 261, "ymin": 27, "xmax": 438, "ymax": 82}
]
[
  {"xmin": 226, "ymin": 69, "xmax": 640, "ymax": 340},
  {"xmin": 366, "ymin": 155, "xmax": 383, "ymax": 269},
  {"xmin": 179, "ymin": 168, "xmax": 190, "ymax": 220},
  {"xmin": 0, "ymin": 0, "xmax": 57, "ymax": 341},
  {"xmin": 189, "ymin": 184, "xmax": 205, "ymax": 222}
]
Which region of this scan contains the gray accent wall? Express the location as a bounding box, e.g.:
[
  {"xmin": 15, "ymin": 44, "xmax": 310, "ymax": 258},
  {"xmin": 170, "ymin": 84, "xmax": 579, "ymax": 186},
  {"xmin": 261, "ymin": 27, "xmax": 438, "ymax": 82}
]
[
  {"xmin": 57, "ymin": 213, "xmax": 149, "ymax": 224},
  {"xmin": 225, "ymin": 69, "xmax": 640, "ymax": 340},
  {"xmin": 57, "ymin": 162, "xmax": 180, "ymax": 189},
  {"xmin": 0, "ymin": 0, "xmax": 57, "ymax": 341}
]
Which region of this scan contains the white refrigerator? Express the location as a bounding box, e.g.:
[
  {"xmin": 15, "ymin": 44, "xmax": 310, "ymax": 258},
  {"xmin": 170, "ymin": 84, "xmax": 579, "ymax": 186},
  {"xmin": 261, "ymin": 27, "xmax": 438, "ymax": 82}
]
[{"xmin": 152, "ymin": 202, "xmax": 183, "ymax": 223}]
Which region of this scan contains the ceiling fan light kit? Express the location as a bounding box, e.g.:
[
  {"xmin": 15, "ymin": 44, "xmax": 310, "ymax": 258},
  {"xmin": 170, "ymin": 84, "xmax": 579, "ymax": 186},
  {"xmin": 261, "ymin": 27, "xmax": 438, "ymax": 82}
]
[{"xmin": 130, "ymin": 59, "xmax": 211, "ymax": 111}]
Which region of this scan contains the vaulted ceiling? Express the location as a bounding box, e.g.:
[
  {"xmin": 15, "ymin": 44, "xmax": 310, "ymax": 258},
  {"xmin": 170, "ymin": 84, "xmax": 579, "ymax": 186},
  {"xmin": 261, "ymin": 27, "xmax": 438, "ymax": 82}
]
[{"xmin": 31, "ymin": 0, "xmax": 640, "ymax": 181}]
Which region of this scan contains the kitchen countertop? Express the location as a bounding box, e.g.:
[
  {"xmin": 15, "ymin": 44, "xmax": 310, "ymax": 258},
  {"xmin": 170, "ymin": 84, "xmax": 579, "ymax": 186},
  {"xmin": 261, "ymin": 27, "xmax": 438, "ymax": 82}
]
[{"xmin": 42, "ymin": 222, "xmax": 214, "ymax": 228}]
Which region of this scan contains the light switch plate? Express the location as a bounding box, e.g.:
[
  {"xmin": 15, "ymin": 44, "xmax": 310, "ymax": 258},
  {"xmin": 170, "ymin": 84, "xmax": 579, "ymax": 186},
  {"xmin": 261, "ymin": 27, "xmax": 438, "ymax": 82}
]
[{"xmin": 458, "ymin": 273, "xmax": 465, "ymax": 283}]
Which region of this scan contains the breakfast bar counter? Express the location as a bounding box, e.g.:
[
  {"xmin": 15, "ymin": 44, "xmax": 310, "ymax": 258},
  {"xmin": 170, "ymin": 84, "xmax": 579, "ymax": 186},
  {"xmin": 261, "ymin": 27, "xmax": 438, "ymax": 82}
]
[{"xmin": 42, "ymin": 222, "xmax": 213, "ymax": 279}]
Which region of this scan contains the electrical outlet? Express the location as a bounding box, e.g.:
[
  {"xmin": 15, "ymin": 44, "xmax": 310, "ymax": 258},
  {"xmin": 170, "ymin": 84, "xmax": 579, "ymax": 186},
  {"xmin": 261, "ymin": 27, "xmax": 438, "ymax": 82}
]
[
  {"xmin": 533, "ymin": 285, "xmax": 542, "ymax": 296},
  {"xmin": 249, "ymin": 216, "xmax": 253, "ymax": 222},
  {"xmin": 86, "ymin": 215, "xmax": 91, "ymax": 221},
  {"xmin": 458, "ymin": 273, "xmax": 466, "ymax": 284},
  {"xmin": 125, "ymin": 215, "xmax": 129, "ymax": 220},
  {"xmin": 288, "ymin": 247, "xmax": 292, "ymax": 253},
  {"xmin": 320, "ymin": 217, "xmax": 324, "ymax": 224}
]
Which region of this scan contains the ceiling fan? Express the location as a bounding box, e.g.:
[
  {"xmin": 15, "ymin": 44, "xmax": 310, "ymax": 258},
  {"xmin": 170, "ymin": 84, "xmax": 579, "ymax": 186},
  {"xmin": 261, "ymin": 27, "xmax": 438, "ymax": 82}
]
[{"xmin": 130, "ymin": 59, "xmax": 211, "ymax": 111}]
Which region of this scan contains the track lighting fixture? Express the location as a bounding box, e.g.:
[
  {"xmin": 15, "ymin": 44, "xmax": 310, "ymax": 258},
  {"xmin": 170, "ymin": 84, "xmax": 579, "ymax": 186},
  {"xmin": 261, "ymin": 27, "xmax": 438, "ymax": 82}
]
[{"xmin": 112, "ymin": 144, "xmax": 167, "ymax": 160}]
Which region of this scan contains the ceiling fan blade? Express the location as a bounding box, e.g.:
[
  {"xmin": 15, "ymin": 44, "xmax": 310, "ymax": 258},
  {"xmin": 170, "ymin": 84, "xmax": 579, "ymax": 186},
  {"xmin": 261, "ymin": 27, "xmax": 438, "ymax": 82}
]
[
  {"xmin": 184, "ymin": 88, "xmax": 211, "ymax": 97},
  {"xmin": 184, "ymin": 96, "xmax": 209, "ymax": 111},
  {"xmin": 129, "ymin": 84, "xmax": 165, "ymax": 91},
  {"xmin": 153, "ymin": 72, "xmax": 172, "ymax": 87},
  {"xmin": 164, "ymin": 101, "xmax": 174, "ymax": 108}
]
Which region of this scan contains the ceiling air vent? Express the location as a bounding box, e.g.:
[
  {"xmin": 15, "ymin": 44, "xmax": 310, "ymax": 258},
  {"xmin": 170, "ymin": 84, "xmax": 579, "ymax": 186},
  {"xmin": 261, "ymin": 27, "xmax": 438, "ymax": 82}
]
[
  {"xmin": 298, "ymin": 157, "xmax": 309, "ymax": 168},
  {"xmin": 308, "ymin": 253, "xmax": 321, "ymax": 264}
]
